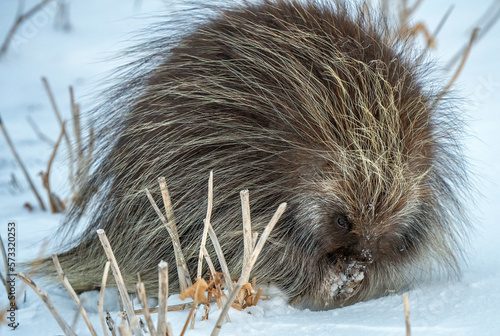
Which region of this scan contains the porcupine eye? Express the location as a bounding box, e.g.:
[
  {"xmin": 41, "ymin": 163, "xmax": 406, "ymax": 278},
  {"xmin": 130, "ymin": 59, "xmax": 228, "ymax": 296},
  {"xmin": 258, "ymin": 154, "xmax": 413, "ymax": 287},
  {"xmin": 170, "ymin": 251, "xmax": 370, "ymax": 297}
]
[{"xmin": 336, "ymin": 216, "xmax": 350, "ymax": 230}]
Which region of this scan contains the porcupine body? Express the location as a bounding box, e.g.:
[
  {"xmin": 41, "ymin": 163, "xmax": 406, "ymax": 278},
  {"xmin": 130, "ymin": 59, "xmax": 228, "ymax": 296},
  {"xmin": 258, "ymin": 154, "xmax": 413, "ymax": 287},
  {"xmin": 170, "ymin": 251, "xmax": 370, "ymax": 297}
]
[{"xmin": 47, "ymin": 0, "xmax": 470, "ymax": 309}]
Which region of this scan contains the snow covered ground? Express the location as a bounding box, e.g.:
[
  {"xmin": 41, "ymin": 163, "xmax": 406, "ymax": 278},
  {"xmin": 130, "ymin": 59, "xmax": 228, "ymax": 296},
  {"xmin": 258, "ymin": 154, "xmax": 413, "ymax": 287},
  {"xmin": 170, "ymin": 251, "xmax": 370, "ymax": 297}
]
[{"xmin": 0, "ymin": 0, "xmax": 499, "ymax": 335}]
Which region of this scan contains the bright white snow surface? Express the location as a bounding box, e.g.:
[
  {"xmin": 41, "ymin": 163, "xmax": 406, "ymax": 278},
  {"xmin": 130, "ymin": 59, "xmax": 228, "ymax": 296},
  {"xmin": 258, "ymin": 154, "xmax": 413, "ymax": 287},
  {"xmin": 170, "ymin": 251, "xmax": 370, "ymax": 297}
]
[{"xmin": 0, "ymin": 0, "xmax": 499, "ymax": 335}]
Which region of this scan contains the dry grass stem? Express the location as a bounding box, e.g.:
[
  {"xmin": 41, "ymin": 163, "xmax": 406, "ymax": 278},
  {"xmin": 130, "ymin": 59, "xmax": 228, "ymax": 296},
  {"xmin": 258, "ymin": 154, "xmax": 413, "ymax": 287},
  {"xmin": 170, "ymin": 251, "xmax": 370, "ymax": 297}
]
[
  {"xmin": 180, "ymin": 280, "xmax": 206, "ymax": 336},
  {"xmin": 212, "ymin": 202, "xmax": 287, "ymax": 336},
  {"xmin": 167, "ymin": 323, "xmax": 174, "ymax": 336},
  {"xmin": 26, "ymin": 115, "xmax": 55, "ymax": 146},
  {"xmin": 17, "ymin": 272, "xmax": 76, "ymax": 336},
  {"xmin": 70, "ymin": 295, "xmax": 87, "ymax": 331},
  {"xmin": 0, "ymin": 0, "xmax": 55, "ymax": 57},
  {"xmin": 96, "ymin": 229, "xmax": 143, "ymax": 336},
  {"xmin": 69, "ymin": 86, "xmax": 83, "ymax": 169},
  {"xmin": 252, "ymin": 232, "xmax": 259, "ymax": 250},
  {"xmin": 0, "ymin": 116, "xmax": 47, "ymax": 211},
  {"xmin": 190, "ymin": 172, "xmax": 215, "ymax": 327},
  {"xmin": 202, "ymin": 246, "xmax": 217, "ymax": 276},
  {"xmin": 253, "ymin": 287, "xmax": 264, "ymax": 306},
  {"xmin": 197, "ymin": 171, "xmax": 214, "ymax": 279},
  {"xmin": 207, "ymin": 224, "xmax": 234, "ymax": 293},
  {"xmin": 436, "ymin": 27, "xmax": 479, "ymax": 105},
  {"xmin": 240, "ymin": 190, "xmax": 252, "ymax": 283},
  {"xmin": 136, "ymin": 282, "xmax": 157, "ymax": 336},
  {"xmin": 135, "ymin": 302, "xmax": 193, "ymax": 315},
  {"xmin": 157, "ymin": 260, "xmax": 169, "ymax": 336},
  {"xmin": 52, "ymin": 254, "xmax": 97, "ymax": 336},
  {"xmin": 146, "ymin": 181, "xmax": 192, "ymax": 292},
  {"xmin": 447, "ymin": 4, "xmax": 500, "ymax": 69},
  {"xmin": 106, "ymin": 312, "xmax": 117, "ymax": 336},
  {"xmin": 42, "ymin": 124, "xmax": 67, "ymax": 213},
  {"xmin": 41, "ymin": 77, "xmax": 75, "ymax": 194},
  {"xmin": 118, "ymin": 319, "xmax": 131, "ymax": 336},
  {"xmin": 99, "ymin": 262, "xmax": 111, "ymax": 336},
  {"xmin": 403, "ymin": 293, "xmax": 411, "ymax": 336}
]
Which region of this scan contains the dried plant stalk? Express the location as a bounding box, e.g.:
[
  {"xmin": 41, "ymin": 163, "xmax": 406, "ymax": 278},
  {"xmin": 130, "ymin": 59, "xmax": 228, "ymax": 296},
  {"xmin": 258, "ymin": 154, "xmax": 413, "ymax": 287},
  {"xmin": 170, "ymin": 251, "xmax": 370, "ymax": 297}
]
[
  {"xmin": 167, "ymin": 323, "xmax": 174, "ymax": 336},
  {"xmin": 191, "ymin": 171, "xmax": 215, "ymax": 328},
  {"xmin": 106, "ymin": 312, "xmax": 117, "ymax": 336},
  {"xmin": 252, "ymin": 232, "xmax": 259, "ymax": 250},
  {"xmin": 99, "ymin": 262, "xmax": 111, "ymax": 336},
  {"xmin": 117, "ymin": 319, "xmax": 131, "ymax": 336},
  {"xmin": 52, "ymin": 254, "xmax": 97, "ymax": 336},
  {"xmin": 145, "ymin": 184, "xmax": 192, "ymax": 292},
  {"xmin": 69, "ymin": 86, "xmax": 83, "ymax": 175},
  {"xmin": 207, "ymin": 224, "xmax": 234, "ymax": 293},
  {"xmin": 202, "ymin": 246, "xmax": 217, "ymax": 276},
  {"xmin": 403, "ymin": 293, "xmax": 411, "ymax": 336},
  {"xmin": 180, "ymin": 280, "xmax": 205, "ymax": 336},
  {"xmin": 0, "ymin": 116, "xmax": 46, "ymax": 211},
  {"xmin": 436, "ymin": 27, "xmax": 479, "ymax": 104},
  {"xmin": 136, "ymin": 282, "xmax": 157, "ymax": 336},
  {"xmin": 42, "ymin": 124, "xmax": 66, "ymax": 213},
  {"xmin": 0, "ymin": 0, "xmax": 55, "ymax": 57},
  {"xmin": 26, "ymin": 115, "xmax": 55, "ymax": 146},
  {"xmin": 197, "ymin": 171, "xmax": 214, "ymax": 279},
  {"xmin": 135, "ymin": 302, "xmax": 193, "ymax": 315},
  {"xmin": 212, "ymin": 202, "xmax": 287, "ymax": 336},
  {"xmin": 17, "ymin": 272, "xmax": 76, "ymax": 336},
  {"xmin": 96, "ymin": 229, "xmax": 143, "ymax": 336},
  {"xmin": 253, "ymin": 287, "xmax": 264, "ymax": 306},
  {"xmin": 41, "ymin": 77, "xmax": 75, "ymax": 194},
  {"xmin": 157, "ymin": 261, "xmax": 169, "ymax": 336},
  {"xmin": 240, "ymin": 190, "xmax": 252, "ymax": 282}
]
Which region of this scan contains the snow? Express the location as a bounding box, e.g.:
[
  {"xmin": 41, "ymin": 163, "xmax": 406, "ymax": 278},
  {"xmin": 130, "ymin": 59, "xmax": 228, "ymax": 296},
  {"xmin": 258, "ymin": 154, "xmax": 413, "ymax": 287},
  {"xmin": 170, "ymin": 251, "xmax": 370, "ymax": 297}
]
[{"xmin": 1, "ymin": 0, "xmax": 499, "ymax": 335}]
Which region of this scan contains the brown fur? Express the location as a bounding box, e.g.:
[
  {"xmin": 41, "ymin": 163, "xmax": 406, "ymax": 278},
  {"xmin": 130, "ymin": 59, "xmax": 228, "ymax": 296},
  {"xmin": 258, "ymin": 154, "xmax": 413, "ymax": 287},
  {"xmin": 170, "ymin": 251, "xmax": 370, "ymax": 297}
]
[{"xmin": 44, "ymin": 0, "xmax": 470, "ymax": 310}]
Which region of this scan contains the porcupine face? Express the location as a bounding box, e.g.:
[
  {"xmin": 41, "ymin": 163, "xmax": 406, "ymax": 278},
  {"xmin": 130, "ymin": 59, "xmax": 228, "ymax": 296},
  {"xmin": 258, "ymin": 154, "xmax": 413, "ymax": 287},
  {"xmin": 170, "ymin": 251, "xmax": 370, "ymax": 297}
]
[{"xmin": 279, "ymin": 144, "xmax": 435, "ymax": 310}]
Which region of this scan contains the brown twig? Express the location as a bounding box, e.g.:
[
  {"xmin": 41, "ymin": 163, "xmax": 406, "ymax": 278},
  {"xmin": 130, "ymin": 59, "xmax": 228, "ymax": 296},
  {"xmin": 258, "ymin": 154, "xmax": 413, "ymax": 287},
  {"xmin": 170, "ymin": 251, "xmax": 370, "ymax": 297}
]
[
  {"xmin": 41, "ymin": 77, "xmax": 75, "ymax": 195},
  {"xmin": 181, "ymin": 280, "xmax": 205, "ymax": 336},
  {"xmin": 0, "ymin": 0, "xmax": 55, "ymax": 57},
  {"xmin": 69, "ymin": 86, "xmax": 83, "ymax": 180},
  {"xmin": 435, "ymin": 27, "xmax": 479, "ymax": 105},
  {"xmin": 70, "ymin": 295, "xmax": 87, "ymax": 331},
  {"xmin": 157, "ymin": 261, "xmax": 169, "ymax": 336},
  {"xmin": 403, "ymin": 293, "xmax": 411, "ymax": 336},
  {"xmin": 117, "ymin": 318, "xmax": 131, "ymax": 336},
  {"xmin": 192, "ymin": 171, "xmax": 214, "ymax": 328},
  {"xmin": 99, "ymin": 262, "xmax": 111, "ymax": 336},
  {"xmin": 212, "ymin": 202, "xmax": 287, "ymax": 336},
  {"xmin": 97, "ymin": 229, "xmax": 143, "ymax": 336},
  {"xmin": 253, "ymin": 287, "xmax": 264, "ymax": 306},
  {"xmin": 145, "ymin": 184, "xmax": 192, "ymax": 292},
  {"xmin": 26, "ymin": 115, "xmax": 55, "ymax": 146},
  {"xmin": 52, "ymin": 254, "xmax": 97, "ymax": 336},
  {"xmin": 202, "ymin": 246, "xmax": 217, "ymax": 276},
  {"xmin": 106, "ymin": 312, "xmax": 117, "ymax": 336},
  {"xmin": 240, "ymin": 190, "xmax": 252, "ymax": 282},
  {"xmin": 0, "ymin": 115, "xmax": 46, "ymax": 211},
  {"xmin": 136, "ymin": 281, "xmax": 157, "ymax": 336},
  {"xmin": 42, "ymin": 123, "xmax": 66, "ymax": 213},
  {"xmin": 207, "ymin": 224, "xmax": 234, "ymax": 293},
  {"xmin": 17, "ymin": 272, "xmax": 76, "ymax": 336},
  {"xmin": 446, "ymin": 4, "xmax": 500, "ymax": 70},
  {"xmin": 197, "ymin": 171, "xmax": 214, "ymax": 279}
]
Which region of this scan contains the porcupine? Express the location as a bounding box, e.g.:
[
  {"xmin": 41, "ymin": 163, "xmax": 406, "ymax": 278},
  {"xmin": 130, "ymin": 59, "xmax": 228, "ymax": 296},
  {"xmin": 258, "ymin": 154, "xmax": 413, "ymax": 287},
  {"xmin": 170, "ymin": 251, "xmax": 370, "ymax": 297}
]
[{"xmin": 45, "ymin": 0, "xmax": 471, "ymax": 309}]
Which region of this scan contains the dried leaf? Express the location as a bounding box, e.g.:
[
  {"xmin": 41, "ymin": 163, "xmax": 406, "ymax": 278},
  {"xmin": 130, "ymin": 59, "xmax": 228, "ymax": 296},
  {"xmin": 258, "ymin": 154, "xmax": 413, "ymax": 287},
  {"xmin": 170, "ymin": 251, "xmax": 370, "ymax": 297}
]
[{"xmin": 179, "ymin": 278, "xmax": 208, "ymax": 303}]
